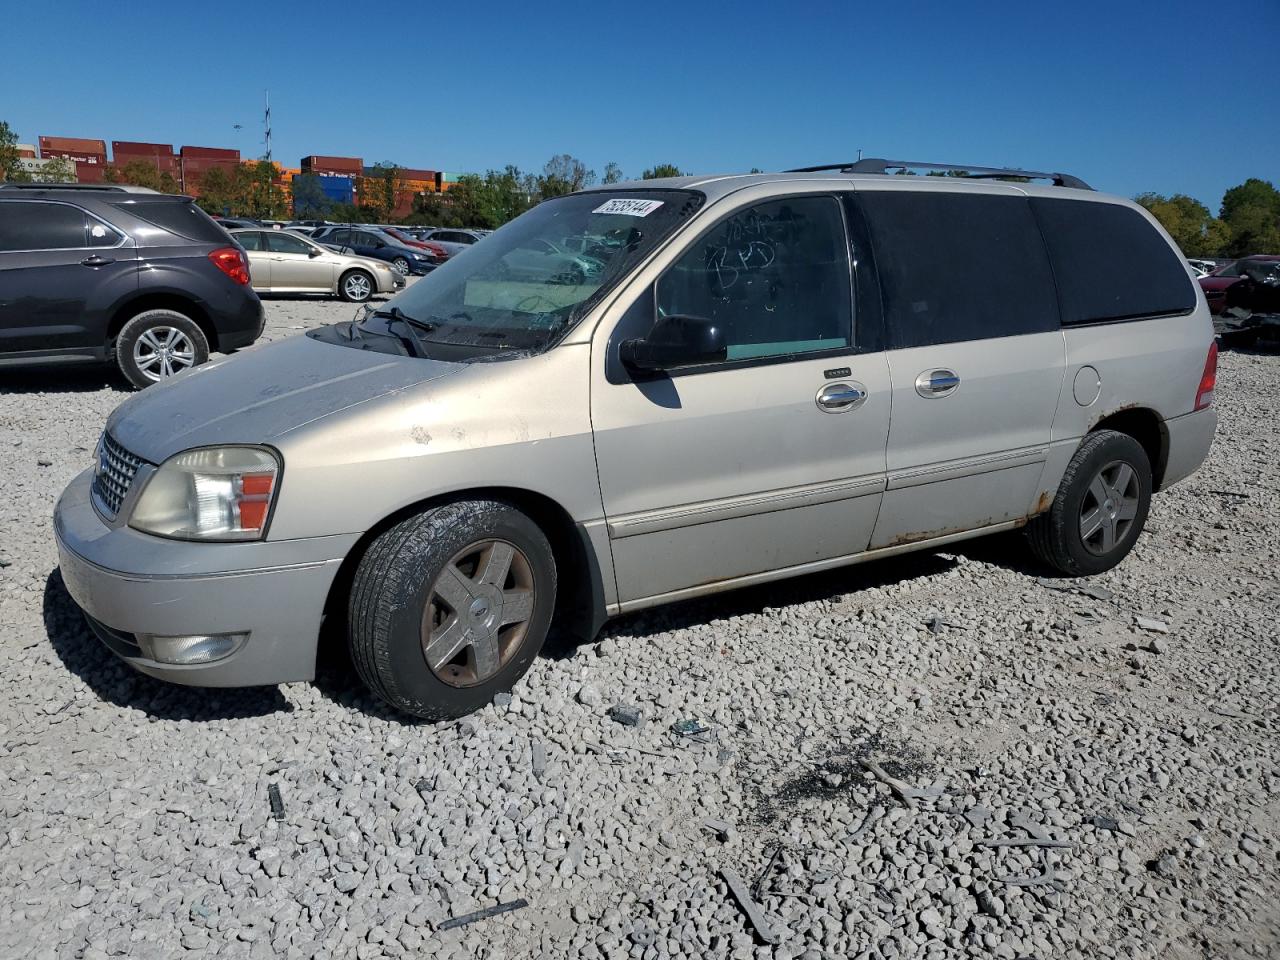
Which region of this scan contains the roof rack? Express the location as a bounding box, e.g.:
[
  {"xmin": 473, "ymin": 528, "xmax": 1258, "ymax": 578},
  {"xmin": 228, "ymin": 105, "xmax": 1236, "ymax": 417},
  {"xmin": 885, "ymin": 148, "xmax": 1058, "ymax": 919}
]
[
  {"xmin": 0, "ymin": 182, "xmax": 162, "ymax": 194},
  {"xmin": 786, "ymin": 158, "xmax": 1092, "ymax": 191}
]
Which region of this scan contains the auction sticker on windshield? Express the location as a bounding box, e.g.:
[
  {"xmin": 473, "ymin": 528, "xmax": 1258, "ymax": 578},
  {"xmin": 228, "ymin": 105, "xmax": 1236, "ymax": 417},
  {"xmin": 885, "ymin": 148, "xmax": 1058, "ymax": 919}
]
[{"xmin": 592, "ymin": 198, "xmax": 665, "ymax": 217}]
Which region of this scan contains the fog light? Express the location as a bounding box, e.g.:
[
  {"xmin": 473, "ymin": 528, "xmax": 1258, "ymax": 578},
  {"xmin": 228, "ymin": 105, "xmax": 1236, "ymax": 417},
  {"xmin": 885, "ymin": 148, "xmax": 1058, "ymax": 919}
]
[{"xmin": 136, "ymin": 632, "xmax": 248, "ymax": 665}]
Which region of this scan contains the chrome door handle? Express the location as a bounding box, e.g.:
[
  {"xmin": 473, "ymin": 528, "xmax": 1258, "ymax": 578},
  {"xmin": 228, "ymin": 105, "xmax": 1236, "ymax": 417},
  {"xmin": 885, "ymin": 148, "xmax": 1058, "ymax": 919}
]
[
  {"xmin": 915, "ymin": 369, "xmax": 960, "ymax": 398},
  {"xmin": 80, "ymin": 255, "xmax": 113, "ymax": 267},
  {"xmin": 816, "ymin": 381, "xmax": 867, "ymax": 413}
]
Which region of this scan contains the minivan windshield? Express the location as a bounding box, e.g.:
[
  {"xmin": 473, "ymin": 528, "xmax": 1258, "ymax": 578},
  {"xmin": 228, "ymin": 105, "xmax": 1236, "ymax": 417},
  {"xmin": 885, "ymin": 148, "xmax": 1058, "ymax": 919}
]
[{"xmin": 353, "ymin": 190, "xmax": 702, "ymax": 357}]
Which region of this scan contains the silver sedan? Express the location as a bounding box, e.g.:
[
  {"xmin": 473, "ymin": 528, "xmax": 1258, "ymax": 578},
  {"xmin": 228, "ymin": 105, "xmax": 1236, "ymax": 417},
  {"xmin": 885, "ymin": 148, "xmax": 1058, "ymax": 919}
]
[{"xmin": 231, "ymin": 229, "xmax": 405, "ymax": 302}]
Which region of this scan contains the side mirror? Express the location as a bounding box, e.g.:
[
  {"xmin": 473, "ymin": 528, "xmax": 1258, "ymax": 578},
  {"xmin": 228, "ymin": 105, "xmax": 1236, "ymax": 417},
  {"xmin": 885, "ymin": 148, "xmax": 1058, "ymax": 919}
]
[
  {"xmin": 620, "ymin": 315, "xmax": 727, "ymax": 373},
  {"xmin": 308, "ymin": 247, "xmax": 322, "ymax": 258}
]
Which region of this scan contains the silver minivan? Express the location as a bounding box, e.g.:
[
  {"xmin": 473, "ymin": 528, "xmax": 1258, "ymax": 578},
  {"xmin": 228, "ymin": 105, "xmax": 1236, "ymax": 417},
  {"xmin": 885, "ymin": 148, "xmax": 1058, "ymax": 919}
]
[{"xmin": 54, "ymin": 160, "xmax": 1218, "ymax": 719}]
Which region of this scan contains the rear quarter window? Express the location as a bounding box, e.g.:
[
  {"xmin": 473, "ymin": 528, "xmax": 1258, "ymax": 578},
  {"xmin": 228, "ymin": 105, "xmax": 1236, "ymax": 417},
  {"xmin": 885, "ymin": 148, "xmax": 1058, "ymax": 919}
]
[
  {"xmin": 113, "ymin": 200, "xmax": 232, "ymax": 244},
  {"xmin": 1031, "ymin": 198, "xmax": 1196, "ymax": 324},
  {"xmin": 859, "ymin": 191, "xmax": 1059, "ymax": 349}
]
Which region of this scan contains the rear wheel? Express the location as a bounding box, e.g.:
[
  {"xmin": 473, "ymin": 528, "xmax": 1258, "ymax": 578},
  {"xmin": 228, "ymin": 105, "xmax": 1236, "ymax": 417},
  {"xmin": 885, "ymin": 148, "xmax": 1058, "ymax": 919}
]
[
  {"xmin": 348, "ymin": 500, "xmax": 557, "ymax": 720},
  {"xmin": 1027, "ymin": 429, "xmax": 1152, "ymax": 576},
  {"xmin": 116, "ymin": 309, "xmax": 209, "ymax": 388},
  {"xmin": 339, "ymin": 269, "xmax": 374, "ymax": 302}
]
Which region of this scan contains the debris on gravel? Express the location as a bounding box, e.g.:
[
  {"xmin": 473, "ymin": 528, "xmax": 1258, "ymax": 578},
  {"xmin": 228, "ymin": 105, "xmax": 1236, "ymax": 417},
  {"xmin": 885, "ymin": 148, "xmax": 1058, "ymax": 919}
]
[{"xmin": 1, "ymin": 297, "xmax": 1278, "ymax": 959}]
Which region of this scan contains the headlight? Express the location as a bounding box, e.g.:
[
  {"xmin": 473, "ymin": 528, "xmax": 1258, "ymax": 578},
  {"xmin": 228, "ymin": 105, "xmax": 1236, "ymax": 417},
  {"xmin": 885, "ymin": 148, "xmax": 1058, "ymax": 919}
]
[
  {"xmin": 130, "ymin": 446, "xmax": 281, "ymax": 541},
  {"xmin": 411, "ymin": 252, "xmax": 428, "ymax": 260}
]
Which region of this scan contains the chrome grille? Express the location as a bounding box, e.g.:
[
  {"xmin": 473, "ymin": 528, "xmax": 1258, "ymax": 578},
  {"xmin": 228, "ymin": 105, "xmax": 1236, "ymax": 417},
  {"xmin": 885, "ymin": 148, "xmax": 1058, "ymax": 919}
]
[{"xmin": 91, "ymin": 433, "xmax": 145, "ymax": 518}]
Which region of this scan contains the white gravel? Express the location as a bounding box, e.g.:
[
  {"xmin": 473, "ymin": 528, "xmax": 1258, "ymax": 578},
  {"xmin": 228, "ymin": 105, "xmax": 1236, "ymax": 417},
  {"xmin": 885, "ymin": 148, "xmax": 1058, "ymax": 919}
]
[{"xmin": 1, "ymin": 296, "xmax": 1278, "ymax": 959}]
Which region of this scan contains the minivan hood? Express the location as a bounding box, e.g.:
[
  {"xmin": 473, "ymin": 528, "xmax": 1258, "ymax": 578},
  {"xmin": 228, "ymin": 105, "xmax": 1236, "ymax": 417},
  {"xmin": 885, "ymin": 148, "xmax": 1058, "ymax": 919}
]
[{"xmin": 107, "ymin": 333, "xmax": 461, "ymax": 464}]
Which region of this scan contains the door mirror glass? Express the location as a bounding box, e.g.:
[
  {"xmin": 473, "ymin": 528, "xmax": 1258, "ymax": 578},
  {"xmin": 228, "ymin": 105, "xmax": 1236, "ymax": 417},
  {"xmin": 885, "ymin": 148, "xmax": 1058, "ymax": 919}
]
[{"xmin": 620, "ymin": 315, "xmax": 726, "ymax": 372}]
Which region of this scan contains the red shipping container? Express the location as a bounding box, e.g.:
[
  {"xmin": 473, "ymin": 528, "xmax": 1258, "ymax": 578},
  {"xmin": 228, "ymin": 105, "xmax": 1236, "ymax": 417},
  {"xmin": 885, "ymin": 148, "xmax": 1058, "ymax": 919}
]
[
  {"xmin": 302, "ymin": 154, "xmax": 363, "ymax": 175},
  {"xmin": 39, "ymin": 135, "xmax": 107, "ymax": 157},
  {"xmin": 74, "ymin": 161, "xmax": 107, "ymax": 183},
  {"xmin": 181, "ymin": 145, "xmax": 240, "ymax": 160}
]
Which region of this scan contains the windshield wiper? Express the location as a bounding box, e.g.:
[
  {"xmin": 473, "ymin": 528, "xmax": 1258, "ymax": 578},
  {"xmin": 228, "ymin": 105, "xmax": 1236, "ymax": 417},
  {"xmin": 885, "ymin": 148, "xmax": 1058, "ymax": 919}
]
[{"xmin": 371, "ymin": 306, "xmax": 437, "ymax": 358}]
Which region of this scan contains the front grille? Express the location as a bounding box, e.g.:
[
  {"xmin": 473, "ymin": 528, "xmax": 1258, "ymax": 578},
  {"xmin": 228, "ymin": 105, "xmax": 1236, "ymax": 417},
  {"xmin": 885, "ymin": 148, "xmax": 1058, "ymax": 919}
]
[{"xmin": 91, "ymin": 433, "xmax": 145, "ymax": 518}]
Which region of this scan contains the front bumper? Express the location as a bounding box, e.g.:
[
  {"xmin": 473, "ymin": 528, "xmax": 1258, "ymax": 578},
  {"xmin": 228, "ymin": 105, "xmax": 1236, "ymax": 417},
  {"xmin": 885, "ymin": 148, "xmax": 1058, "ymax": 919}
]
[{"xmin": 53, "ymin": 468, "xmax": 358, "ymax": 687}]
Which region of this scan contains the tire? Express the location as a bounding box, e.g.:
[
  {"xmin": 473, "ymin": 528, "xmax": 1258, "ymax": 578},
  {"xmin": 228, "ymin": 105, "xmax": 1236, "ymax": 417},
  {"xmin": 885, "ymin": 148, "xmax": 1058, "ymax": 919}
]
[
  {"xmin": 1026, "ymin": 429, "xmax": 1152, "ymax": 576},
  {"xmin": 349, "ymin": 499, "xmax": 557, "ymax": 720},
  {"xmin": 339, "ymin": 269, "xmax": 375, "ymax": 303},
  {"xmin": 116, "ymin": 309, "xmax": 210, "ymax": 389},
  {"xmin": 391, "ymin": 257, "xmax": 411, "ymax": 276}
]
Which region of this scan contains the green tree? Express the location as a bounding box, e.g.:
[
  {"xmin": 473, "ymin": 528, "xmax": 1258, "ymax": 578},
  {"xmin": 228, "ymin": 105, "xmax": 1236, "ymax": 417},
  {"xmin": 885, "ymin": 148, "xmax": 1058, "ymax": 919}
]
[
  {"xmin": 0, "ymin": 120, "xmax": 27, "ymax": 182},
  {"xmin": 641, "ymin": 163, "xmax": 682, "ymax": 179},
  {"xmin": 106, "ymin": 159, "xmax": 180, "ymax": 193},
  {"xmin": 602, "ymin": 161, "xmax": 624, "ymax": 184},
  {"xmin": 537, "ymin": 154, "xmax": 594, "ymax": 200},
  {"xmin": 1219, "ymin": 178, "xmax": 1280, "ymax": 256},
  {"xmin": 193, "ymin": 167, "xmax": 236, "ymax": 215},
  {"xmin": 1134, "ymin": 193, "xmax": 1230, "ymax": 257},
  {"xmin": 368, "ymin": 161, "xmax": 406, "ymax": 220}
]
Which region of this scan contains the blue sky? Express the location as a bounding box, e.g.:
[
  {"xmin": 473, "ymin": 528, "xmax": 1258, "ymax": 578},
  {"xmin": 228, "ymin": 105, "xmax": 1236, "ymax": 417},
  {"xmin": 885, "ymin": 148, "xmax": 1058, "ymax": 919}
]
[{"xmin": 3, "ymin": 1, "xmax": 1275, "ymax": 208}]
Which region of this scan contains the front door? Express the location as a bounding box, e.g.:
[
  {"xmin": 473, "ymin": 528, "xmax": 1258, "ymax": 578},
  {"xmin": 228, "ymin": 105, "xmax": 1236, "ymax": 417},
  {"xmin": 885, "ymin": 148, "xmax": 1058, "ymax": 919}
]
[
  {"xmin": 0, "ymin": 199, "xmax": 135, "ymax": 354},
  {"xmin": 855, "ymin": 187, "xmax": 1067, "ymax": 548},
  {"xmin": 591, "ymin": 193, "xmax": 891, "ymax": 607},
  {"xmin": 265, "ymin": 230, "xmax": 327, "ymax": 290}
]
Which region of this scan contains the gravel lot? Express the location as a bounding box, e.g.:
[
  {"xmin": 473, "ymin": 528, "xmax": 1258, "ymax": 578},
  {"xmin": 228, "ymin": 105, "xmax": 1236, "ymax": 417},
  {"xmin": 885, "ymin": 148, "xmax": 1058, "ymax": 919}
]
[{"xmin": 1, "ymin": 295, "xmax": 1277, "ymax": 960}]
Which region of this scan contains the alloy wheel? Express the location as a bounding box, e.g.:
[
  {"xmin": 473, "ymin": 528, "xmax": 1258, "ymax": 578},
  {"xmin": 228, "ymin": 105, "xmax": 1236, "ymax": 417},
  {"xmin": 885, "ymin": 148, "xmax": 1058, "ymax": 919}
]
[
  {"xmin": 345, "ymin": 274, "xmax": 372, "ymax": 300},
  {"xmin": 132, "ymin": 326, "xmax": 196, "ymax": 381},
  {"xmin": 421, "ymin": 539, "xmax": 536, "ymax": 687},
  {"xmin": 1079, "ymin": 459, "xmax": 1141, "ymax": 555}
]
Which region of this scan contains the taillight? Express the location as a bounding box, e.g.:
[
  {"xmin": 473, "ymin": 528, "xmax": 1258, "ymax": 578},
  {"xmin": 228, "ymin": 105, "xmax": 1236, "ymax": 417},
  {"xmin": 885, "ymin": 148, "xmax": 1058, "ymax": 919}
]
[
  {"xmin": 208, "ymin": 247, "xmax": 250, "ymax": 285},
  {"xmin": 1194, "ymin": 341, "xmax": 1217, "ymax": 411}
]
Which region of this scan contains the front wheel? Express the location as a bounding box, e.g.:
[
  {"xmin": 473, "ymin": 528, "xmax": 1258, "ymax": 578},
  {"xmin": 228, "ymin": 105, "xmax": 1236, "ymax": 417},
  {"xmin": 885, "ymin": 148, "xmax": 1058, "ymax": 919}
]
[
  {"xmin": 339, "ymin": 269, "xmax": 374, "ymax": 302},
  {"xmin": 348, "ymin": 500, "xmax": 557, "ymax": 720},
  {"xmin": 391, "ymin": 257, "xmax": 411, "ymax": 276},
  {"xmin": 1026, "ymin": 429, "xmax": 1152, "ymax": 576},
  {"xmin": 116, "ymin": 309, "xmax": 210, "ymax": 388}
]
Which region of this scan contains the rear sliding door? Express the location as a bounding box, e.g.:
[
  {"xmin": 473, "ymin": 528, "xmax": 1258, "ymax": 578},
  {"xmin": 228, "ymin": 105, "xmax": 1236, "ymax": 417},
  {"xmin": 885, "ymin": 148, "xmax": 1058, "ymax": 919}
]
[{"xmin": 856, "ymin": 186, "xmax": 1067, "ymax": 548}]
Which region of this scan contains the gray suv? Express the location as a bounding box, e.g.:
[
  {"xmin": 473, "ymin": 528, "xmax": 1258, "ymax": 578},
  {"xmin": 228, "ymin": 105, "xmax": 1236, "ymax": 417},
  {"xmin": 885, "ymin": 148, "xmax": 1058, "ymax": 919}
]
[
  {"xmin": 54, "ymin": 160, "xmax": 1217, "ymax": 720},
  {"xmin": 0, "ymin": 183, "xmax": 263, "ymax": 387}
]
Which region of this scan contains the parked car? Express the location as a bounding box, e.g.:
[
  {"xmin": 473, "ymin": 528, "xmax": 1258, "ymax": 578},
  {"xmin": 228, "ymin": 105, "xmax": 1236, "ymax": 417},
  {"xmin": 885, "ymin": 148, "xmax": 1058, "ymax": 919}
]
[
  {"xmin": 54, "ymin": 161, "xmax": 1217, "ymax": 720},
  {"xmin": 1217, "ymin": 258, "xmax": 1280, "ymax": 346},
  {"xmin": 1198, "ymin": 255, "xmax": 1280, "ymax": 314},
  {"xmin": 0, "ymin": 183, "xmax": 262, "ymax": 387},
  {"xmin": 213, "ymin": 216, "xmax": 261, "ymax": 230},
  {"xmin": 231, "ymin": 228, "xmax": 404, "ymax": 301},
  {"xmin": 311, "ymin": 226, "xmax": 439, "ymax": 275},
  {"xmin": 421, "ymin": 228, "xmax": 484, "ymax": 258},
  {"xmin": 379, "ymin": 227, "xmax": 450, "ymax": 262},
  {"xmin": 494, "ymin": 236, "xmax": 603, "ymax": 284}
]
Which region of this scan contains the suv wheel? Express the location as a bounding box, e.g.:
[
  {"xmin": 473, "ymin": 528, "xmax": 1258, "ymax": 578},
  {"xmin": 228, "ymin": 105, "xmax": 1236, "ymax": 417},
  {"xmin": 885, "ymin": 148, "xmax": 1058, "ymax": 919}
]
[
  {"xmin": 339, "ymin": 269, "xmax": 374, "ymax": 303},
  {"xmin": 348, "ymin": 499, "xmax": 557, "ymax": 720},
  {"xmin": 116, "ymin": 309, "xmax": 210, "ymax": 388},
  {"xmin": 391, "ymin": 256, "xmax": 411, "ymax": 276},
  {"xmin": 1026, "ymin": 429, "xmax": 1152, "ymax": 576}
]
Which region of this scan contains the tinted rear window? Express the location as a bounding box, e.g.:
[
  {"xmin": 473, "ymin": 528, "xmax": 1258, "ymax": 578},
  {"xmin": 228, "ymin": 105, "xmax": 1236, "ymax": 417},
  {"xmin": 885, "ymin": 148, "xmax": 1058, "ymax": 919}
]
[
  {"xmin": 1031, "ymin": 198, "xmax": 1195, "ymax": 324},
  {"xmin": 114, "ymin": 200, "xmax": 231, "ymax": 244},
  {"xmin": 860, "ymin": 191, "xmax": 1059, "ymax": 348}
]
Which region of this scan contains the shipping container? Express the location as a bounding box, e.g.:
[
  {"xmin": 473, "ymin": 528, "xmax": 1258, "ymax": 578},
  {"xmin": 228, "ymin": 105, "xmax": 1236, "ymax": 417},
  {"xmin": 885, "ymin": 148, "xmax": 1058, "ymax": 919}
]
[
  {"xmin": 302, "ymin": 155, "xmax": 363, "ymax": 175},
  {"xmin": 74, "ymin": 161, "xmax": 107, "ymax": 183},
  {"xmin": 181, "ymin": 145, "xmax": 240, "ymax": 160},
  {"xmin": 39, "ymin": 135, "xmax": 107, "ymax": 158},
  {"xmin": 16, "ymin": 144, "xmax": 37, "ymax": 159},
  {"xmin": 290, "ymin": 174, "xmax": 353, "ymax": 213},
  {"xmin": 112, "ymin": 140, "xmax": 175, "ymax": 158}
]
